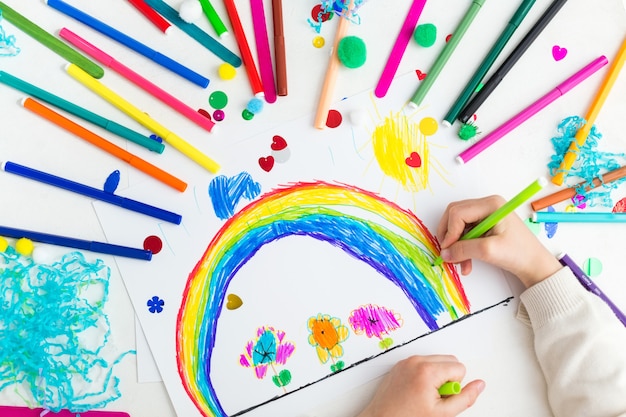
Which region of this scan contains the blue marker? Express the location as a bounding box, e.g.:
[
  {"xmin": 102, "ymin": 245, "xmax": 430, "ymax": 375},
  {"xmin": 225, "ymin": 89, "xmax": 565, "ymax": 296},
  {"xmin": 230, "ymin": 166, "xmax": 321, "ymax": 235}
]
[
  {"xmin": 44, "ymin": 0, "xmax": 210, "ymax": 88},
  {"xmin": 2, "ymin": 161, "xmax": 182, "ymax": 224},
  {"xmin": 532, "ymin": 212, "xmax": 626, "ymax": 223},
  {"xmin": 0, "ymin": 225, "xmax": 152, "ymax": 260}
]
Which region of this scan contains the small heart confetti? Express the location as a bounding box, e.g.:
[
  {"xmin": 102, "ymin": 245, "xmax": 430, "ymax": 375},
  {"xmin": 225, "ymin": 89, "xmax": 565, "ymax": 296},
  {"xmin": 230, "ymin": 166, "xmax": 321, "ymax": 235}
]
[
  {"xmin": 226, "ymin": 293, "xmax": 243, "ymax": 310},
  {"xmin": 552, "ymin": 45, "xmax": 567, "ymax": 61},
  {"xmin": 271, "ymin": 135, "xmax": 288, "ymax": 151},
  {"xmin": 415, "ymin": 69, "xmax": 427, "ymax": 80},
  {"xmin": 259, "ymin": 156, "xmax": 275, "ymax": 172},
  {"xmin": 405, "ymin": 151, "xmax": 422, "ymax": 168}
]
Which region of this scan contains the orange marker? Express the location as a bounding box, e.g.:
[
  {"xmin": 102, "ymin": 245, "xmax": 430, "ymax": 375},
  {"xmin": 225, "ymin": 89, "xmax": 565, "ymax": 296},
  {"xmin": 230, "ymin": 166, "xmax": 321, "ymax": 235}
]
[{"xmin": 21, "ymin": 97, "xmax": 187, "ymax": 192}]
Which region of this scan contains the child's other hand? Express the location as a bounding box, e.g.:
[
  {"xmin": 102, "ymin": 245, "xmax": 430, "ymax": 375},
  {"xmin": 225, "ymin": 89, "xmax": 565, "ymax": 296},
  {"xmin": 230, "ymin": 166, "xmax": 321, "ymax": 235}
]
[
  {"xmin": 436, "ymin": 195, "xmax": 562, "ymax": 288},
  {"xmin": 357, "ymin": 355, "xmax": 484, "ymax": 417}
]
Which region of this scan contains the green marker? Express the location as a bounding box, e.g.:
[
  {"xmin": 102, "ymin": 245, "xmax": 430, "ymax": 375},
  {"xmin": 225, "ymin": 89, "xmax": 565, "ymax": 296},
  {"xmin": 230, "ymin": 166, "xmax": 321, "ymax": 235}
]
[
  {"xmin": 199, "ymin": 0, "xmax": 229, "ymax": 38},
  {"xmin": 409, "ymin": 0, "xmax": 487, "ymax": 108},
  {"xmin": 433, "ymin": 177, "xmax": 548, "ymax": 266},
  {"xmin": 0, "ymin": 71, "xmax": 164, "ymax": 154},
  {"xmin": 0, "ymin": 1, "xmax": 104, "ymax": 79},
  {"xmin": 443, "ymin": 0, "xmax": 537, "ymax": 126},
  {"xmin": 439, "ymin": 381, "xmax": 462, "ymax": 396}
]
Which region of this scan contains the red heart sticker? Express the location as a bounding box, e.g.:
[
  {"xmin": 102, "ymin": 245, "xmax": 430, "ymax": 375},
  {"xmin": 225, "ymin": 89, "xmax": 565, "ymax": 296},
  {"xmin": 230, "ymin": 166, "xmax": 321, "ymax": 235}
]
[
  {"xmin": 405, "ymin": 152, "xmax": 422, "ymax": 168},
  {"xmin": 271, "ymin": 135, "xmax": 288, "ymax": 151},
  {"xmin": 259, "ymin": 156, "xmax": 275, "ymax": 172},
  {"xmin": 415, "ymin": 70, "xmax": 427, "ymax": 80}
]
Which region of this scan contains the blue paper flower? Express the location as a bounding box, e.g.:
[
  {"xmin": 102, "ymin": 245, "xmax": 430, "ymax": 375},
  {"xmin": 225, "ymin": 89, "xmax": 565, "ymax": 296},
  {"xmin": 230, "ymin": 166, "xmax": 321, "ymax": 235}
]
[{"xmin": 147, "ymin": 296, "xmax": 165, "ymax": 313}]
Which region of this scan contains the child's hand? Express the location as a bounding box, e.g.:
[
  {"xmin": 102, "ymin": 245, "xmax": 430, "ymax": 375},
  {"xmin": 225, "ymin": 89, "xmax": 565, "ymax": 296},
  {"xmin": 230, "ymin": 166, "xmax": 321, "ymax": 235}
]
[
  {"xmin": 436, "ymin": 195, "xmax": 562, "ymax": 288},
  {"xmin": 357, "ymin": 355, "xmax": 484, "ymax": 417}
]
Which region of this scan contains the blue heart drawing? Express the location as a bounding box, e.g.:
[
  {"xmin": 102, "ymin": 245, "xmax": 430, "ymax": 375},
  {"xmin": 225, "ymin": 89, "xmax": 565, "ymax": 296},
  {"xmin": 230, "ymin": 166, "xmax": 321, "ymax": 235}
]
[{"xmin": 209, "ymin": 172, "xmax": 261, "ymax": 220}]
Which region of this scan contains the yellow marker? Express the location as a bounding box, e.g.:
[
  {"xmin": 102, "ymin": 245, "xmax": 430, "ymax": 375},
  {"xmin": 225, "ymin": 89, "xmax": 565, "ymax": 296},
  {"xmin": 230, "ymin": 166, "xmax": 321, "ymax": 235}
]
[
  {"xmin": 65, "ymin": 64, "xmax": 220, "ymax": 174},
  {"xmin": 552, "ymin": 37, "xmax": 626, "ymax": 186}
]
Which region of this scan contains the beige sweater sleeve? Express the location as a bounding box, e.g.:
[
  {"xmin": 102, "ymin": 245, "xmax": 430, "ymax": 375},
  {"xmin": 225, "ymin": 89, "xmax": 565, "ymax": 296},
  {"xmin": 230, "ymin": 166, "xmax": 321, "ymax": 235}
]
[{"xmin": 517, "ymin": 267, "xmax": 626, "ymax": 417}]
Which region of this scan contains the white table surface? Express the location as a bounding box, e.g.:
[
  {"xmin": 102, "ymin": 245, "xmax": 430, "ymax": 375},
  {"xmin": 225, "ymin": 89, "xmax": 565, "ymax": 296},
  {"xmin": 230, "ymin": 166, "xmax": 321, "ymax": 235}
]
[{"xmin": 1, "ymin": 1, "xmax": 625, "ymax": 416}]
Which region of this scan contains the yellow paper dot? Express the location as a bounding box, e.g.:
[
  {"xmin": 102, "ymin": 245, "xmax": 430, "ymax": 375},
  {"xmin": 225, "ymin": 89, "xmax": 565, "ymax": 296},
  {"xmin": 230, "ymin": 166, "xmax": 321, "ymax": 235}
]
[
  {"xmin": 565, "ymin": 205, "xmax": 578, "ymax": 212},
  {"xmin": 0, "ymin": 236, "xmax": 8, "ymax": 252},
  {"xmin": 419, "ymin": 117, "xmax": 438, "ymax": 136},
  {"xmin": 218, "ymin": 63, "xmax": 237, "ymax": 80},
  {"xmin": 15, "ymin": 237, "xmax": 34, "ymax": 256},
  {"xmin": 312, "ymin": 36, "xmax": 325, "ymax": 48}
]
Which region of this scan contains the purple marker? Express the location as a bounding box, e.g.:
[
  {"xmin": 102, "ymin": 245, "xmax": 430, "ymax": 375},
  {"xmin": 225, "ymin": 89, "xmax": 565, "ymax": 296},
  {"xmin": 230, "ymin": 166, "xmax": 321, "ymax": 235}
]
[{"xmin": 558, "ymin": 252, "xmax": 626, "ymax": 327}]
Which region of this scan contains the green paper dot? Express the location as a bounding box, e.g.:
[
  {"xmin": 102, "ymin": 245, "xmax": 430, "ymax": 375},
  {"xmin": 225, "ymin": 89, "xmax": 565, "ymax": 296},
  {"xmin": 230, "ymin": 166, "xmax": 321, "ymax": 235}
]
[
  {"xmin": 337, "ymin": 36, "xmax": 367, "ymax": 69},
  {"xmin": 242, "ymin": 109, "xmax": 254, "ymax": 120},
  {"xmin": 209, "ymin": 91, "xmax": 228, "ymax": 109},
  {"xmin": 583, "ymin": 257, "xmax": 603, "ymax": 277},
  {"xmin": 414, "ymin": 23, "xmax": 437, "ymax": 47}
]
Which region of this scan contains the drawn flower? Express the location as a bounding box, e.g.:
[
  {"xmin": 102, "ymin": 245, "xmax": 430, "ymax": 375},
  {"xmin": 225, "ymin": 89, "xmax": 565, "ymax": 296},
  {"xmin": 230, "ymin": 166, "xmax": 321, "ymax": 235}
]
[
  {"xmin": 349, "ymin": 304, "xmax": 403, "ymax": 350},
  {"xmin": 239, "ymin": 326, "xmax": 295, "ymax": 391},
  {"xmin": 307, "ymin": 313, "xmax": 349, "ymax": 369},
  {"xmin": 146, "ymin": 296, "xmax": 164, "ymax": 313}
]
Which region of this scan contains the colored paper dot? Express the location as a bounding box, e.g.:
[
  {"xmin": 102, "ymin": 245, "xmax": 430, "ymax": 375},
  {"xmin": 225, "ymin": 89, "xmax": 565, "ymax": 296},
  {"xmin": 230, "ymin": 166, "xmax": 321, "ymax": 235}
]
[
  {"xmin": 149, "ymin": 134, "xmax": 163, "ymax": 143},
  {"xmin": 413, "ymin": 23, "xmax": 437, "ymax": 47},
  {"xmin": 242, "ymin": 109, "xmax": 255, "ymax": 120},
  {"xmin": 0, "ymin": 236, "xmax": 8, "ymax": 252},
  {"xmin": 218, "ymin": 63, "xmax": 237, "ymax": 80},
  {"xmin": 213, "ymin": 109, "xmax": 225, "ymax": 121},
  {"xmin": 583, "ymin": 257, "xmax": 603, "ymax": 277},
  {"xmin": 143, "ymin": 235, "xmax": 163, "ymax": 255},
  {"xmin": 209, "ymin": 91, "xmax": 228, "ymax": 109},
  {"xmin": 337, "ymin": 36, "xmax": 367, "ymax": 68},
  {"xmin": 311, "ymin": 4, "xmax": 332, "ymax": 22},
  {"xmin": 197, "ymin": 108, "xmax": 212, "ymax": 120},
  {"xmin": 445, "ymin": 33, "xmax": 452, "ymax": 42},
  {"xmin": 326, "ymin": 109, "xmax": 343, "ymax": 128},
  {"xmin": 613, "ymin": 197, "xmax": 626, "ymax": 212},
  {"xmin": 15, "ymin": 238, "xmax": 34, "ymax": 256},
  {"xmin": 312, "ymin": 36, "xmax": 325, "ymax": 48},
  {"xmin": 419, "ymin": 117, "xmax": 438, "ymax": 136}
]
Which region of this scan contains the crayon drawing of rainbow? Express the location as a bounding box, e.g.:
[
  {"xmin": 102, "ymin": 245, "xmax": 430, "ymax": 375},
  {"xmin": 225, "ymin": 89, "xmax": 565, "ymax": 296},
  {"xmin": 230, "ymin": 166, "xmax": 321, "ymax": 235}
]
[{"xmin": 176, "ymin": 181, "xmax": 470, "ymax": 417}]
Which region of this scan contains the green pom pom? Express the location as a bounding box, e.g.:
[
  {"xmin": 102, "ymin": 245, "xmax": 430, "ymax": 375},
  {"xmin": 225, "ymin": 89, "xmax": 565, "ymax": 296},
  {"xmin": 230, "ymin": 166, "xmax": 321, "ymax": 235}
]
[
  {"xmin": 414, "ymin": 23, "xmax": 437, "ymax": 47},
  {"xmin": 337, "ymin": 36, "xmax": 367, "ymax": 69},
  {"xmin": 458, "ymin": 123, "xmax": 479, "ymax": 140}
]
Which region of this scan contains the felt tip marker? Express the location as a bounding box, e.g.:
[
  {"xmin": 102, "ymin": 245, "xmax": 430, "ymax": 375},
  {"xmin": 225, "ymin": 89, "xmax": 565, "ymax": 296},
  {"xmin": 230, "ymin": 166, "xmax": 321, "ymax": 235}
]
[
  {"xmin": 439, "ymin": 381, "xmax": 461, "ymax": 396},
  {"xmin": 434, "ymin": 177, "xmax": 547, "ymax": 266},
  {"xmin": 531, "ymin": 212, "xmax": 626, "ymax": 223},
  {"xmin": 1, "ymin": 161, "xmax": 182, "ymax": 224},
  {"xmin": 0, "ymin": 225, "xmax": 152, "ymax": 261},
  {"xmin": 558, "ymin": 253, "xmax": 626, "ymax": 326}
]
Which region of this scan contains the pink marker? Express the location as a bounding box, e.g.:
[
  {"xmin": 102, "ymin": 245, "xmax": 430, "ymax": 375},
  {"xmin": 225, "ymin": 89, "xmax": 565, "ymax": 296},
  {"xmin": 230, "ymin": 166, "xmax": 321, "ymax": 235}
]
[
  {"xmin": 250, "ymin": 0, "xmax": 277, "ymax": 103},
  {"xmin": 374, "ymin": 0, "xmax": 428, "ymax": 98},
  {"xmin": 456, "ymin": 55, "xmax": 608, "ymax": 164},
  {"xmin": 59, "ymin": 28, "xmax": 216, "ymax": 133},
  {"xmin": 0, "ymin": 406, "xmax": 129, "ymax": 417}
]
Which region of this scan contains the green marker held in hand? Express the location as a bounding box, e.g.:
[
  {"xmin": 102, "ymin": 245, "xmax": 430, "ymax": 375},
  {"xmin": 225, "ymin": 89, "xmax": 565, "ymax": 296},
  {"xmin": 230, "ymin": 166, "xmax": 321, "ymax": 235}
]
[
  {"xmin": 439, "ymin": 381, "xmax": 462, "ymax": 396},
  {"xmin": 433, "ymin": 177, "xmax": 548, "ymax": 266}
]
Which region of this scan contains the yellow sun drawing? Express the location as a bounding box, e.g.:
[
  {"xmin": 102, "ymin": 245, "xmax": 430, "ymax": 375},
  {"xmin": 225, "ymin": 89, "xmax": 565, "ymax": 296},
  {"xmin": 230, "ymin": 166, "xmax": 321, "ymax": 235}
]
[{"xmin": 363, "ymin": 96, "xmax": 450, "ymax": 193}]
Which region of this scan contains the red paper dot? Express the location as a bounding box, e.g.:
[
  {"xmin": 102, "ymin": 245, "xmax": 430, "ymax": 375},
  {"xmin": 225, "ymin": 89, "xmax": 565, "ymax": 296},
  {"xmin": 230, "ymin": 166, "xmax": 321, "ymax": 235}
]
[
  {"xmin": 613, "ymin": 197, "xmax": 626, "ymax": 212},
  {"xmin": 143, "ymin": 235, "xmax": 163, "ymax": 254},
  {"xmin": 197, "ymin": 108, "xmax": 212, "ymax": 120},
  {"xmin": 326, "ymin": 109, "xmax": 343, "ymax": 128},
  {"xmin": 311, "ymin": 4, "xmax": 332, "ymax": 22},
  {"xmin": 445, "ymin": 33, "xmax": 452, "ymax": 42}
]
